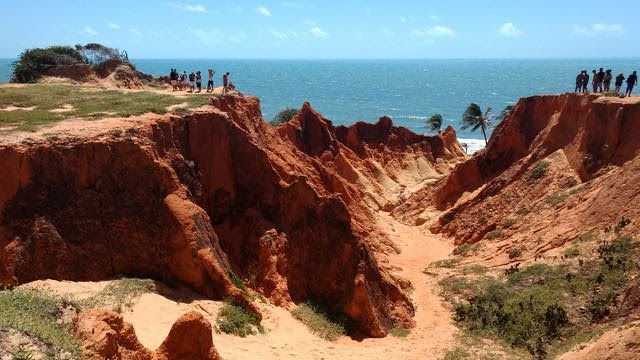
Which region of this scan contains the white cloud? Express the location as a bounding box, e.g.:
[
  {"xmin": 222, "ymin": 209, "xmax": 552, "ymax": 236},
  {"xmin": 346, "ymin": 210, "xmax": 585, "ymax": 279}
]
[
  {"xmin": 429, "ymin": 14, "xmax": 439, "ymax": 21},
  {"xmin": 169, "ymin": 3, "xmax": 206, "ymax": 12},
  {"xmin": 270, "ymin": 29, "xmax": 288, "ymax": 39},
  {"xmin": 498, "ymin": 22, "xmax": 522, "ymax": 37},
  {"xmin": 309, "ymin": 26, "xmax": 329, "ymax": 38},
  {"xmin": 257, "ymin": 6, "xmax": 272, "ymax": 16},
  {"xmin": 108, "ymin": 22, "xmax": 120, "ymax": 29},
  {"xmin": 571, "ymin": 23, "xmax": 624, "ymax": 36},
  {"xmin": 411, "ymin": 25, "xmax": 456, "ymax": 38},
  {"xmin": 83, "ymin": 26, "xmax": 98, "ymax": 35},
  {"xmin": 129, "ymin": 28, "xmax": 143, "ymax": 38}
]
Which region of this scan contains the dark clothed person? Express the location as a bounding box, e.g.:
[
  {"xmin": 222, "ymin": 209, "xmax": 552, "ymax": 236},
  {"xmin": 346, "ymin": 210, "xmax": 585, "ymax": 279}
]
[
  {"xmin": 615, "ymin": 73, "xmax": 625, "ymax": 93},
  {"xmin": 626, "ymin": 71, "xmax": 638, "ymax": 97}
]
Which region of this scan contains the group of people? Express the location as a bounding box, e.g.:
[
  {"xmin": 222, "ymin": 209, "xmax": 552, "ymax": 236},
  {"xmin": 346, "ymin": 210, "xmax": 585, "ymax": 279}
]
[
  {"xmin": 574, "ymin": 68, "xmax": 638, "ymax": 97},
  {"xmin": 168, "ymin": 68, "xmax": 232, "ymax": 94}
]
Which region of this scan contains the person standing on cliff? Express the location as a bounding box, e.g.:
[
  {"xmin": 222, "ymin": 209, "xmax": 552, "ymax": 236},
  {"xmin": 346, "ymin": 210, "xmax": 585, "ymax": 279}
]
[
  {"xmin": 222, "ymin": 72, "xmax": 230, "ymax": 94},
  {"xmin": 582, "ymin": 70, "xmax": 589, "ymax": 93},
  {"xmin": 195, "ymin": 71, "xmax": 202, "ymax": 93},
  {"xmin": 170, "ymin": 69, "xmax": 178, "ymax": 91},
  {"xmin": 575, "ymin": 71, "xmax": 583, "ymax": 93},
  {"xmin": 597, "ymin": 68, "xmax": 606, "ymax": 92},
  {"xmin": 206, "ymin": 68, "xmax": 215, "ymax": 93},
  {"xmin": 188, "ymin": 71, "xmax": 196, "ymax": 93},
  {"xmin": 603, "ymin": 69, "xmax": 612, "ymax": 92},
  {"xmin": 592, "ymin": 70, "xmax": 599, "ymax": 93},
  {"xmin": 626, "ymin": 71, "xmax": 638, "ymax": 97},
  {"xmin": 615, "ymin": 73, "xmax": 625, "ymax": 93}
]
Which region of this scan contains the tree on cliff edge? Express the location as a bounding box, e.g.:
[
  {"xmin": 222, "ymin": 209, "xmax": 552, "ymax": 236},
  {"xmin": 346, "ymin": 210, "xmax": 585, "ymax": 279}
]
[
  {"xmin": 462, "ymin": 103, "xmax": 492, "ymax": 145},
  {"xmin": 426, "ymin": 113, "xmax": 443, "ymax": 134}
]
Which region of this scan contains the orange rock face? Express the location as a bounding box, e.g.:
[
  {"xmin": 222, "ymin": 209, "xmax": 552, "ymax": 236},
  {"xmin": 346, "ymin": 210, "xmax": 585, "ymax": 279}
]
[
  {"xmin": 0, "ymin": 94, "xmax": 463, "ymax": 337},
  {"xmin": 398, "ymin": 94, "xmax": 640, "ymax": 256},
  {"xmin": 75, "ymin": 309, "xmax": 220, "ymax": 360}
]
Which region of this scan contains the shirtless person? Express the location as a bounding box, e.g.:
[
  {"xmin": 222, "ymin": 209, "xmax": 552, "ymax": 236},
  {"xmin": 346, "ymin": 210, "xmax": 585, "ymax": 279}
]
[{"xmin": 206, "ymin": 68, "xmax": 215, "ymax": 93}]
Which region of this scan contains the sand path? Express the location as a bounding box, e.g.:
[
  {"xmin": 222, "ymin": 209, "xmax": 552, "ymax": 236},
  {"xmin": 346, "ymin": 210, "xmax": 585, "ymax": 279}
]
[{"xmin": 118, "ymin": 210, "xmax": 457, "ymax": 360}]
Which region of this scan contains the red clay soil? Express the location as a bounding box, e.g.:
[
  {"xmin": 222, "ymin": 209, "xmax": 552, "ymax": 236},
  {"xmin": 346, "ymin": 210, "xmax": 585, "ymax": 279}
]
[
  {"xmin": 397, "ymin": 94, "xmax": 640, "ymax": 255},
  {"xmin": 0, "ymin": 93, "xmax": 464, "ymax": 337}
]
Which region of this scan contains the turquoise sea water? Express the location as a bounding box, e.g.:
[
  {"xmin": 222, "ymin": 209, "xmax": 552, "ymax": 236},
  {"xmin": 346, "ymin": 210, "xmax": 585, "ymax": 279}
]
[{"xmin": 1, "ymin": 58, "xmax": 638, "ymax": 139}]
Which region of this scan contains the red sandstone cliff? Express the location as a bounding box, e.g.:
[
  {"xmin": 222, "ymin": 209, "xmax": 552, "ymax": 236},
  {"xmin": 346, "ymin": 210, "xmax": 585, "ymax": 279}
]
[
  {"xmin": 397, "ymin": 94, "xmax": 640, "ymax": 261},
  {"xmin": 0, "ymin": 94, "xmax": 464, "ymax": 337}
]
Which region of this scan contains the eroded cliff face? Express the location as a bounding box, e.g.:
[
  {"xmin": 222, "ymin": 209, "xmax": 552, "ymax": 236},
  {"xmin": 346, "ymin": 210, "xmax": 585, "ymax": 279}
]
[
  {"xmin": 398, "ymin": 94, "xmax": 640, "ymax": 261},
  {"xmin": 0, "ymin": 94, "xmax": 464, "ymax": 337}
]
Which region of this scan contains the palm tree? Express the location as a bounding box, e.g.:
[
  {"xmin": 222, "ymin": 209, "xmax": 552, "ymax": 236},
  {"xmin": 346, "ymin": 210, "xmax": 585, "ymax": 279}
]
[
  {"xmin": 498, "ymin": 105, "xmax": 514, "ymax": 122},
  {"xmin": 426, "ymin": 113, "xmax": 443, "ymax": 134},
  {"xmin": 462, "ymin": 103, "xmax": 492, "ymax": 145}
]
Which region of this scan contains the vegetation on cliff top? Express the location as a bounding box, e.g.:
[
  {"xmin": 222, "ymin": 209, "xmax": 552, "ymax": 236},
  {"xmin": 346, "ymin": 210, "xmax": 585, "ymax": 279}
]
[
  {"xmin": 270, "ymin": 107, "xmax": 299, "ymax": 126},
  {"xmin": 11, "ymin": 43, "xmax": 127, "ymax": 83},
  {"xmin": 438, "ymin": 228, "xmax": 639, "ymax": 359},
  {"xmin": 0, "ymin": 84, "xmax": 209, "ymax": 132}
]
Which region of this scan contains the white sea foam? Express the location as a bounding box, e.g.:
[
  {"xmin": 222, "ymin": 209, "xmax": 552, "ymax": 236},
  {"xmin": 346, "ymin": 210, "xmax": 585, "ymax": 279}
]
[{"xmin": 457, "ymin": 138, "xmax": 486, "ymax": 154}]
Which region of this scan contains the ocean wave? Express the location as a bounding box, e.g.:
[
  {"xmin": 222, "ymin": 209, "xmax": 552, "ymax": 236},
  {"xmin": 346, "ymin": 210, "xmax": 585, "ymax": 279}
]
[{"xmin": 457, "ymin": 138, "xmax": 485, "ymax": 154}]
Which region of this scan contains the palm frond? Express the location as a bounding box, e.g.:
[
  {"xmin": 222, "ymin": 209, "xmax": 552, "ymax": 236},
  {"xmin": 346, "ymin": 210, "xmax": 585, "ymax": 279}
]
[
  {"xmin": 426, "ymin": 113, "xmax": 443, "ymax": 133},
  {"xmin": 497, "ymin": 105, "xmax": 514, "ymax": 122}
]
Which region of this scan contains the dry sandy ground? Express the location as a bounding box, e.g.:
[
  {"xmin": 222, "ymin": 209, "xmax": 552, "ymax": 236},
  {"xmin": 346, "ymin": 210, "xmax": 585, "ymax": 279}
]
[{"xmin": 20, "ymin": 212, "xmax": 458, "ymax": 360}]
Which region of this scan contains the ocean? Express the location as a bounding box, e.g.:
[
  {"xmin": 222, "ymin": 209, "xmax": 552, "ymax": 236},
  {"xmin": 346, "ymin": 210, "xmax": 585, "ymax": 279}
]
[{"xmin": 1, "ymin": 58, "xmax": 638, "ymax": 140}]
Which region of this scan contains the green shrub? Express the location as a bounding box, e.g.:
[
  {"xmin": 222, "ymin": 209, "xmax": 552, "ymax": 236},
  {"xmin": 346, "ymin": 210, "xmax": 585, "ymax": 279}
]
[
  {"xmin": 449, "ymin": 235, "xmax": 639, "ymax": 356},
  {"xmin": 79, "ymin": 278, "xmax": 153, "ymax": 312},
  {"xmin": 486, "ymin": 229, "xmax": 504, "ymax": 240},
  {"xmin": 228, "ymin": 270, "xmax": 247, "ymax": 292},
  {"xmin": 0, "ymin": 290, "xmax": 81, "ymax": 357},
  {"xmin": 270, "ymin": 107, "xmax": 299, "ymax": 125},
  {"xmin": 508, "ymin": 245, "xmax": 525, "ymax": 259},
  {"xmin": 388, "ymin": 327, "xmax": 410, "ymax": 338},
  {"xmin": 291, "ymin": 301, "xmax": 350, "ymax": 341},
  {"xmin": 531, "ymin": 160, "xmax": 550, "ymax": 180},
  {"xmin": 9, "ymin": 346, "xmax": 35, "ymax": 360},
  {"xmin": 216, "ymin": 303, "xmax": 261, "ymax": 337},
  {"xmin": 502, "ymin": 218, "xmax": 517, "ymax": 229},
  {"xmin": 453, "ymin": 243, "xmax": 481, "ymax": 256},
  {"xmin": 545, "ymin": 191, "xmax": 568, "ymax": 206},
  {"xmin": 430, "ymin": 258, "xmax": 460, "ymax": 268},
  {"xmin": 11, "ymin": 46, "xmax": 85, "ymax": 83}
]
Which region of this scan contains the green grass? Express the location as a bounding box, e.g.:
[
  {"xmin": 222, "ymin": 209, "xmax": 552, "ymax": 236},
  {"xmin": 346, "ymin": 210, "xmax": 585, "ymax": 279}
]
[
  {"xmin": 8, "ymin": 345, "xmax": 36, "ymax": 360},
  {"xmin": 530, "ymin": 160, "xmax": 550, "ymax": 180},
  {"xmin": 79, "ymin": 278, "xmax": 153, "ymax": 312},
  {"xmin": 458, "ymin": 265, "xmax": 490, "ymax": 275},
  {"xmin": 453, "ymin": 242, "xmax": 482, "ymax": 256},
  {"xmin": 485, "ymin": 229, "xmax": 504, "ymax": 240},
  {"xmin": 545, "ymin": 191, "xmax": 569, "ymax": 207},
  {"xmin": 430, "ymin": 258, "xmax": 461, "ymax": 269},
  {"xmin": 447, "ymin": 235, "xmax": 639, "ymax": 358},
  {"xmin": 388, "ymin": 327, "xmax": 411, "ymax": 338},
  {"xmin": 0, "ymin": 290, "xmax": 81, "ymax": 358},
  {"xmin": 291, "ymin": 301, "xmax": 350, "ymax": 341},
  {"xmin": 502, "ymin": 218, "xmax": 517, "ymax": 229},
  {"xmin": 0, "ymin": 84, "xmax": 209, "ymax": 131},
  {"xmin": 216, "ymin": 302, "xmax": 263, "ymax": 337}
]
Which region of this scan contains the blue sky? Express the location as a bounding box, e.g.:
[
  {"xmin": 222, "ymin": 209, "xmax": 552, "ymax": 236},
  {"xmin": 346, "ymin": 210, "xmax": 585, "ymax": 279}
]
[{"xmin": 1, "ymin": 0, "xmax": 639, "ymax": 59}]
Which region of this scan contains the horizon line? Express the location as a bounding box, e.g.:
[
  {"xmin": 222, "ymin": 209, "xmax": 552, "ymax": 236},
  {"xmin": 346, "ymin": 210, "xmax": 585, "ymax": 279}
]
[{"xmin": 1, "ymin": 56, "xmax": 640, "ymax": 61}]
